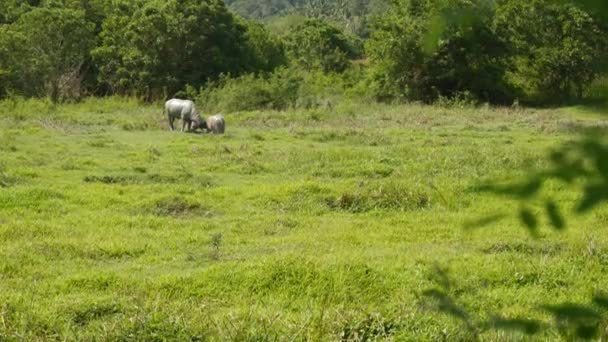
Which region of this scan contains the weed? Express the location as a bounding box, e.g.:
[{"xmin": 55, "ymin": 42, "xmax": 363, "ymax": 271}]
[
  {"xmin": 149, "ymin": 196, "xmax": 209, "ymax": 217},
  {"xmin": 210, "ymin": 233, "xmax": 223, "ymax": 260},
  {"xmin": 0, "ymin": 163, "xmax": 17, "ymax": 188},
  {"xmin": 328, "ymin": 183, "xmax": 431, "ymax": 212},
  {"xmin": 339, "ymin": 313, "xmax": 400, "ymax": 341},
  {"xmin": 147, "ymin": 145, "xmax": 161, "ymax": 161},
  {"xmin": 71, "ymin": 303, "xmax": 122, "ymax": 326}
]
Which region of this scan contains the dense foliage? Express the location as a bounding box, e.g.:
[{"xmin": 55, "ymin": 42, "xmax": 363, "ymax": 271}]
[
  {"xmin": 0, "ymin": 7, "xmax": 94, "ymax": 101},
  {"xmin": 91, "ymin": 0, "xmax": 255, "ymax": 99},
  {"xmin": 225, "ymin": 0, "xmax": 385, "ymax": 36},
  {"xmin": 284, "ymin": 19, "xmax": 361, "ymax": 72},
  {"xmin": 0, "ymin": 0, "xmax": 606, "ymax": 104},
  {"xmin": 366, "ymin": 0, "xmax": 607, "ymax": 104},
  {"xmin": 497, "ymin": 0, "xmax": 608, "ymax": 103}
]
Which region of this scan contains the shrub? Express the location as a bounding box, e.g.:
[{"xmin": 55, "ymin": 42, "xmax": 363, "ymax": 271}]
[
  {"xmin": 328, "ymin": 183, "xmax": 432, "ymax": 213},
  {"xmin": 196, "ymin": 67, "xmax": 358, "ymax": 112}
]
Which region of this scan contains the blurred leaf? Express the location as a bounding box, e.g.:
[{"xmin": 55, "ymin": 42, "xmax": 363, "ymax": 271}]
[
  {"xmin": 422, "ymin": 14, "xmax": 445, "ymax": 54},
  {"xmin": 546, "ymin": 201, "xmax": 565, "ymax": 231},
  {"xmin": 431, "ymin": 265, "xmax": 451, "ymax": 291},
  {"xmin": 543, "ymin": 303, "xmax": 601, "ymax": 322},
  {"xmin": 581, "ymin": 140, "xmax": 608, "ymax": 175},
  {"xmin": 422, "ymin": 288, "xmax": 469, "ymax": 321},
  {"xmin": 550, "ymin": 151, "xmax": 566, "ymax": 164},
  {"xmin": 592, "ymin": 294, "xmax": 608, "ymax": 309},
  {"xmin": 576, "ymin": 184, "xmax": 608, "ymax": 213},
  {"xmin": 488, "ymin": 316, "xmax": 541, "ymax": 335},
  {"xmin": 576, "ymin": 324, "xmax": 599, "ymax": 339},
  {"xmin": 518, "ymin": 178, "xmax": 543, "ymax": 199},
  {"xmin": 519, "ymin": 208, "xmax": 538, "ymax": 235},
  {"xmin": 463, "ymin": 213, "xmax": 507, "ymax": 231},
  {"xmin": 477, "ymin": 178, "xmax": 543, "ymax": 199}
]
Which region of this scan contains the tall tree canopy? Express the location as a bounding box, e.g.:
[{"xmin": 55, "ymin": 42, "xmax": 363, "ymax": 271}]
[
  {"xmin": 284, "ymin": 18, "xmax": 360, "ymax": 73},
  {"xmin": 366, "ymin": 0, "xmax": 512, "ymax": 103},
  {"xmin": 91, "ymin": 0, "xmax": 253, "ymax": 99},
  {"xmin": 497, "ymin": 0, "xmax": 607, "ymax": 102},
  {"xmin": 0, "ymin": 7, "xmax": 94, "ymax": 101},
  {"xmin": 366, "ymin": 0, "xmax": 607, "ymax": 104}
]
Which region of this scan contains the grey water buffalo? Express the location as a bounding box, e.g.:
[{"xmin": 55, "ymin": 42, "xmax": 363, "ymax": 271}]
[
  {"xmin": 205, "ymin": 114, "xmax": 225, "ymax": 134},
  {"xmin": 164, "ymin": 99, "xmax": 202, "ymax": 132}
]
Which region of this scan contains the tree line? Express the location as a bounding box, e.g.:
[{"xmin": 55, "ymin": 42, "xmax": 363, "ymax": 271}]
[{"xmin": 0, "ymin": 0, "xmax": 606, "ymax": 105}]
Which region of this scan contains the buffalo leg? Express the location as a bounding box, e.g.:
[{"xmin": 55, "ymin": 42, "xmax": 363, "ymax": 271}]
[{"xmin": 168, "ymin": 116, "xmax": 175, "ymax": 131}]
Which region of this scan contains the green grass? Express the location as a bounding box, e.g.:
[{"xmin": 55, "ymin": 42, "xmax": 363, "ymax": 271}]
[{"xmin": 1, "ymin": 97, "xmax": 608, "ymax": 340}]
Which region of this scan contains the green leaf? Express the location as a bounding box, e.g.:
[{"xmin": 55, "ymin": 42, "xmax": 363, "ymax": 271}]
[
  {"xmin": 577, "ymin": 184, "xmax": 608, "ymax": 213},
  {"xmin": 519, "ymin": 208, "xmax": 538, "ymax": 236},
  {"xmin": 545, "ymin": 201, "xmax": 565, "ymax": 231},
  {"xmin": 463, "ymin": 213, "xmax": 507, "ymax": 231},
  {"xmin": 542, "ymin": 303, "xmax": 601, "ymax": 322},
  {"xmin": 592, "ymin": 294, "xmax": 608, "ymax": 309},
  {"xmin": 489, "ymin": 316, "xmax": 541, "ymax": 335}
]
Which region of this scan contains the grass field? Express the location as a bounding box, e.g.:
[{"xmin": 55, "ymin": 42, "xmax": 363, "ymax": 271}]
[{"xmin": 1, "ymin": 97, "xmax": 608, "ymax": 340}]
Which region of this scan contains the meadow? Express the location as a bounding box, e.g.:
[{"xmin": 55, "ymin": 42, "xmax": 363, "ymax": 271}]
[{"xmin": 1, "ymin": 97, "xmax": 608, "ymax": 340}]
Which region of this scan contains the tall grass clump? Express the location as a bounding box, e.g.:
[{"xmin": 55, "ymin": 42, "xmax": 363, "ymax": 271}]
[
  {"xmin": 0, "ymin": 163, "xmax": 17, "ymax": 188},
  {"xmin": 329, "ymin": 182, "xmax": 432, "ymax": 213},
  {"xmin": 0, "ymin": 97, "xmax": 56, "ymax": 121},
  {"xmin": 147, "ymin": 196, "xmax": 209, "ymax": 217}
]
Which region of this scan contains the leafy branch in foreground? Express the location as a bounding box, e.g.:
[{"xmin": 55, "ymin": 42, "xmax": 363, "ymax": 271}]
[
  {"xmin": 422, "ymin": 267, "xmax": 608, "ymax": 339},
  {"xmin": 471, "ymin": 136, "xmax": 608, "ymax": 234}
]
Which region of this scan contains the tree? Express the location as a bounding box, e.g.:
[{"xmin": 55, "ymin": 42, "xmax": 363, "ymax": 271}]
[
  {"xmin": 496, "ymin": 0, "xmax": 607, "ymax": 103},
  {"xmin": 92, "ymin": 0, "xmax": 252, "ymax": 100},
  {"xmin": 283, "ymin": 18, "xmax": 360, "ymax": 73},
  {"xmin": 0, "ymin": 0, "xmax": 41, "ymax": 24},
  {"xmin": 241, "ymin": 20, "xmax": 287, "ymax": 73},
  {"xmin": 366, "ymin": 0, "xmax": 513, "ymax": 103},
  {"xmin": 0, "ymin": 7, "xmax": 94, "ymax": 101}
]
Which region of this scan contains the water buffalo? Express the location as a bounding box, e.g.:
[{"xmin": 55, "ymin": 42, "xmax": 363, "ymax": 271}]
[
  {"xmin": 164, "ymin": 99, "xmax": 202, "ymax": 132},
  {"xmin": 205, "ymin": 114, "xmax": 225, "ymax": 134}
]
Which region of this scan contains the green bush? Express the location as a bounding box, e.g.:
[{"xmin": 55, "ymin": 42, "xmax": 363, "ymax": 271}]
[
  {"xmin": 0, "ymin": 7, "xmax": 94, "ymax": 101},
  {"xmin": 196, "ymin": 67, "xmax": 365, "ymax": 112},
  {"xmin": 196, "ymin": 71, "xmax": 299, "ymax": 112},
  {"xmin": 91, "ymin": 0, "xmax": 253, "ymax": 100}
]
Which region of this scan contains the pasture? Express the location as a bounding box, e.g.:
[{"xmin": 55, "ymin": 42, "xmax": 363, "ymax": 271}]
[{"xmin": 1, "ymin": 98, "xmax": 608, "ymax": 340}]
